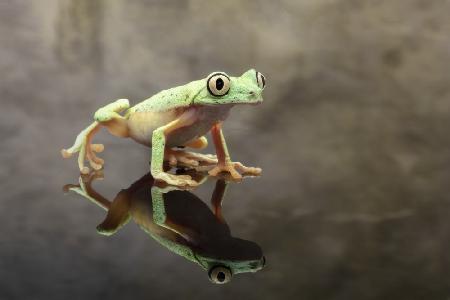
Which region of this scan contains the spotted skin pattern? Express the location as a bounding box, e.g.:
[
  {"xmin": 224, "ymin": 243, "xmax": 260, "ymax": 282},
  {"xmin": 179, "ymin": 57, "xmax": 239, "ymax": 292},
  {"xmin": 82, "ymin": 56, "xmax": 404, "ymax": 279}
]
[{"xmin": 61, "ymin": 69, "xmax": 266, "ymax": 186}]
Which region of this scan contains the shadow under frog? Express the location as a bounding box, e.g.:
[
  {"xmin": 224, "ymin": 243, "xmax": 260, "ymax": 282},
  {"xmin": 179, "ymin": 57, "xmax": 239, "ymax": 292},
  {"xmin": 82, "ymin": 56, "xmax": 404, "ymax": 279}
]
[{"xmin": 64, "ymin": 171, "xmax": 265, "ymax": 284}]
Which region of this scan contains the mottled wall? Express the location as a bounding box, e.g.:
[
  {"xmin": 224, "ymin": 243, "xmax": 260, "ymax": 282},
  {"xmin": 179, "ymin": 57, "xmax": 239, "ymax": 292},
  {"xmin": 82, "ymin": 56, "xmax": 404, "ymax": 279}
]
[{"xmin": 1, "ymin": 0, "xmax": 450, "ymax": 299}]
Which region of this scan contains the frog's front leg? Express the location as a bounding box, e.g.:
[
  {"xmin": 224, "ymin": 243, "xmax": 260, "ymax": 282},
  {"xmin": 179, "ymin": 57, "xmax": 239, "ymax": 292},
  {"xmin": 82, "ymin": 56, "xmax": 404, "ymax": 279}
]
[
  {"xmin": 151, "ymin": 185, "xmax": 200, "ymax": 239},
  {"xmin": 151, "ymin": 109, "xmax": 199, "ymax": 187},
  {"xmin": 61, "ymin": 121, "xmax": 104, "ymax": 174},
  {"xmin": 61, "ymin": 99, "xmax": 130, "ymax": 174},
  {"xmin": 208, "ymin": 122, "xmax": 262, "ymax": 179}
]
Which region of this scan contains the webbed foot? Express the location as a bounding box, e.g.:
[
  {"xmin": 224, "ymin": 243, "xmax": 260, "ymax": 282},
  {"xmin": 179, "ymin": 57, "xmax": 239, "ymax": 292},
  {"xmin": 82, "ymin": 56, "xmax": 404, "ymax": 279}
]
[
  {"xmin": 208, "ymin": 161, "xmax": 262, "ymax": 179},
  {"xmin": 153, "ymin": 172, "xmax": 199, "ymax": 187},
  {"xmin": 62, "ymin": 143, "xmax": 105, "ymax": 174},
  {"xmin": 165, "ymin": 149, "xmax": 218, "ymax": 168},
  {"xmin": 62, "ymin": 99, "xmax": 130, "ymax": 174},
  {"xmin": 61, "ymin": 122, "xmax": 105, "ymax": 174},
  {"xmin": 63, "ymin": 170, "xmax": 104, "ymax": 197}
]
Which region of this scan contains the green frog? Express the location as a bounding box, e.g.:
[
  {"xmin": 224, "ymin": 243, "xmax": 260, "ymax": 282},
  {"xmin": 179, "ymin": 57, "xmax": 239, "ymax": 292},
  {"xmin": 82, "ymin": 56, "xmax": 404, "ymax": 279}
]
[{"xmin": 61, "ymin": 70, "xmax": 266, "ymax": 186}]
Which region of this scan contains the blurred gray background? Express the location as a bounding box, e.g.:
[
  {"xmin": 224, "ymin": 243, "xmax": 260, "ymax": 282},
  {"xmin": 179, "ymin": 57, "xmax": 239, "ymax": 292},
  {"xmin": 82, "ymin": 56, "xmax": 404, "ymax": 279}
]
[{"xmin": 1, "ymin": 0, "xmax": 450, "ymax": 299}]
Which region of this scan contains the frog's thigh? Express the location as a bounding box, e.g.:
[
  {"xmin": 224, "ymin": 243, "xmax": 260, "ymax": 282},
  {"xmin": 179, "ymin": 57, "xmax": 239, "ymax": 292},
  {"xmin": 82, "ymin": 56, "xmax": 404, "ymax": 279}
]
[
  {"xmin": 99, "ymin": 119, "xmax": 129, "ymax": 138},
  {"xmin": 183, "ymin": 136, "xmax": 208, "ymax": 149},
  {"xmin": 94, "ymin": 99, "xmax": 130, "ymax": 138}
]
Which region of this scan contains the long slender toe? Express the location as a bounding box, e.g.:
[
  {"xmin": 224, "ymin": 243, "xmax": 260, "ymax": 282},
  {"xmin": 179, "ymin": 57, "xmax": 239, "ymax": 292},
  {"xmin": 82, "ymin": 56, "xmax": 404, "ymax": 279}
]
[
  {"xmin": 90, "ymin": 162, "xmax": 103, "ymax": 171},
  {"xmin": 234, "ymin": 162, "xmax": 262, "ymax": 176},
  {"xmin": 154, "ymin": 172, "xmax": 199, "ymax": 187},
  {"xmin": 208, "ymin": 165, "xmax": 242, "ymax": 179},
  {"xmin": 61, "ymin": 149, "xmax": 72, "ymax": 158},
  {"xmin": 91, "ymin": 144, "xmax": 104, "ymax": 153},
  {"xmin": 81, "ymin": 166, "xmax": 90, "ymax": 174},
  {"xmin": 178, "ymin": 156, "xmax": 199, "ymax": 167}
]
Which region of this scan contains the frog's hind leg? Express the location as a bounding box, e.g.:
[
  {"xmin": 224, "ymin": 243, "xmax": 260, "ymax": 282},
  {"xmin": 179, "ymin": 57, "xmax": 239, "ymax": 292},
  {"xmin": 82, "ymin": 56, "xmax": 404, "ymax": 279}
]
[
  {"xmin": 183, "ymin": 136, "xmax": 218, "ymax": 166},
  {"xmin": 165, "ymin": 136, "xmax": 218, "ymax": 169},
  {"xmin": 165, "ymin": 148, "xmax": 217, "ymax": 168},
  {"xmin": 184, "ymin": 136, "xmax": 208, "ymax": 149},
  {"xmin": 61, "ymin": 99, "xmax": 130, "ymax": 174}
]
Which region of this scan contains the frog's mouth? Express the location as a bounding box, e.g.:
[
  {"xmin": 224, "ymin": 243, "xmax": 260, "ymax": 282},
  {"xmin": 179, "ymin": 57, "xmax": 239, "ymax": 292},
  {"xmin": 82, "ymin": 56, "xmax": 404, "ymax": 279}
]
[
  {"xmin": 203, "ymin": 98, "xmax": 263, "ymax": 106},
  {"xmin": 240, "ymin": 100, "xmax": 263, "ymax": 106},
  {"xmin": 244, "ymin": 91, "xmax": 263, "ymax": 105},
  {"xmin": 248, "ymin": 99, "xmax": 263, "ymax": 105},
  {"xmin": 233, "ymin": 96, "xmax": 263, "ymax": 105}
]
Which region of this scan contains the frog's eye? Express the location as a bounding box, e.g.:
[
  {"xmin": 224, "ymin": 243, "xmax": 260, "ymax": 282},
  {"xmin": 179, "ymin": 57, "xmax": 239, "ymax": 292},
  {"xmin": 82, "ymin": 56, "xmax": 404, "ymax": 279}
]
[
  {"xmin": 256, "ymin": 71, "xmax": 266, "ymax": 89},
  {"xmin": 208, "ymin": 266, "xmax": 232, "ymax": 284},
  {"xmin": 207, "ymin": 72, "xmax": 231, "ymax": 96}
]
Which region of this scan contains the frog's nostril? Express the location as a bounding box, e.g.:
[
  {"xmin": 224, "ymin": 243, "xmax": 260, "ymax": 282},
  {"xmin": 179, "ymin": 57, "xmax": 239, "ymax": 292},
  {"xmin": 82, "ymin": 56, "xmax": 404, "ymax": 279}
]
[{"xmin": 249, "ymin": 91, "xmax": 255, "ymax": 96}]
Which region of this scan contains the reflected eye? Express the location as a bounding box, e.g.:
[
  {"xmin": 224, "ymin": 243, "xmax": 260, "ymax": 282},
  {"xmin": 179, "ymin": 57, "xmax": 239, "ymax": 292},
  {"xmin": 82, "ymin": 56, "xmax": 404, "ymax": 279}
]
[
  {"xmin": 207, "ymin": 72, "xmax": 231, "ymax": 96},
  {"xmin": 208, "ymin": 266, "xmax": 232, "ymax": 284},
  {"xmin": 256, "ymin": 71, "xmax": 266, "ymax": 89}
]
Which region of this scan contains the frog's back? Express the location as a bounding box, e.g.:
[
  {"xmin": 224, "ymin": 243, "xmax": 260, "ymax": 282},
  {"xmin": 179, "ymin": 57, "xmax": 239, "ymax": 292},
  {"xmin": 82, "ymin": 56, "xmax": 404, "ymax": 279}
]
[
  {"xmin": 126, "ymin": 84, "xmax": 197, "ymax": 146},
  {"xmin": 130, "ymin": 84, "xmax": 194, "ymax": 113}
]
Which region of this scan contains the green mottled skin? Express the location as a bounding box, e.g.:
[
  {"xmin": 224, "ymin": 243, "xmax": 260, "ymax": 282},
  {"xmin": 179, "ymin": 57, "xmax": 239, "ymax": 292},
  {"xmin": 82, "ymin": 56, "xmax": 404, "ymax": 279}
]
[
  {"xmin": 130, "ymin": 69, "xmax": 262, "ymax": 112},
  {"xmin": 125, "ymin": 69, "xmax": 263, "ymax": 146},
  {"xmin": 62, "ymin": 69, "xmax": 265, "ymax": 186}
]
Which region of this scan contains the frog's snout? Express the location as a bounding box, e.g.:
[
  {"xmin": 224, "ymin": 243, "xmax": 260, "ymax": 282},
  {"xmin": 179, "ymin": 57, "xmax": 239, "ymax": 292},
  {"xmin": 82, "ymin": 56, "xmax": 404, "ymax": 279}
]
[{"xmin": 247, "ymin": 89, "xmax": 263, "ymax": 105}]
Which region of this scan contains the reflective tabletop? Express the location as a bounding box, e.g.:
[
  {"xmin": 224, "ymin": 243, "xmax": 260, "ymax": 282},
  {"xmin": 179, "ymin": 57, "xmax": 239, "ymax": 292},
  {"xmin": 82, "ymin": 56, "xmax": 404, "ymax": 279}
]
[
  {"xmin": 2, "ymin": 1, "xmax": 450, "ymax": 298},
  {"xmin": 2, "ymin": 153, "xmax": 450, "ymax": 299}
]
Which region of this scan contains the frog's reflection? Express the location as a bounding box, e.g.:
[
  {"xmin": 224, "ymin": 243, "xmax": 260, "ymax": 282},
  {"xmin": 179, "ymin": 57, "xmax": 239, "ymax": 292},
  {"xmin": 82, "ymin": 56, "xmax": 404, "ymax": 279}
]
[{"xmin": 64, "ymin": 171, "xmax": 265, "ymax": 284}]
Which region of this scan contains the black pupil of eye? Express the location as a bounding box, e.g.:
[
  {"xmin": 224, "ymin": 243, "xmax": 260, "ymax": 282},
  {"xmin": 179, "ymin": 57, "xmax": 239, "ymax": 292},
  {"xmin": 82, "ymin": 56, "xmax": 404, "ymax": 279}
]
[
  {"xmin": 217, "ymin": 272, "xmax": 226, "ymax": 282},
  {"xmin": 216, "ymin": 78, "xmax": 224, "ymax": 90}
]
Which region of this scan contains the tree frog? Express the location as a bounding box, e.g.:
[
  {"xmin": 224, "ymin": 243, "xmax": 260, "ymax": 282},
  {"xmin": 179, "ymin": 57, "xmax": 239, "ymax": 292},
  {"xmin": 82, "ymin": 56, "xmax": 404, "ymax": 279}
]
[
  {"xmin": 64, "ymin": 171, "xmax": 266, "ymax": 284},
  {"xmin": 61, "ymin": 69, "xmax": 266, "ymax": 186}
]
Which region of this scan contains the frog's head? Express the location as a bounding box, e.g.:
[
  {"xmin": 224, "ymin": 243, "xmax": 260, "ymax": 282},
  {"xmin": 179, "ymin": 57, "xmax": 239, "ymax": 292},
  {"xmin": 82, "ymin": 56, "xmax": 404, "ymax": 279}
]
[
  {"xmin": 194, "ymin": 238, "xmax": 266, "ymax": 284},
  {"xmin": 191, "ymin": 69, "xmax": 266, "ymax": 106},
  {"xmin": 205, "ymin": 255, "xmax": 266, "ymax": 284}
]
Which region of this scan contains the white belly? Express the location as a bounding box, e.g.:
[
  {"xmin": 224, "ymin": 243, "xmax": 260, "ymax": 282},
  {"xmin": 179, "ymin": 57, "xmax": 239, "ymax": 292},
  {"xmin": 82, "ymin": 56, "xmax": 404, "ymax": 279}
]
[
  {"xmin": 127, "ymin": 110, "xmax": 175, "ymax": 146},
  {"xmin": 127, "ymin": 105, "xmax": 233, "ymax": 147}
]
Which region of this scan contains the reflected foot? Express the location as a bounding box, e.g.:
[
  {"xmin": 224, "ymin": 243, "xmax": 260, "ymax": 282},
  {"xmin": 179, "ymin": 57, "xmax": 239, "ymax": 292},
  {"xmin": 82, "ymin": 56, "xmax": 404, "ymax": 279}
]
[{"xmin": 63, "ymin": 170, "xmax": 104, "ymax": 198}]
